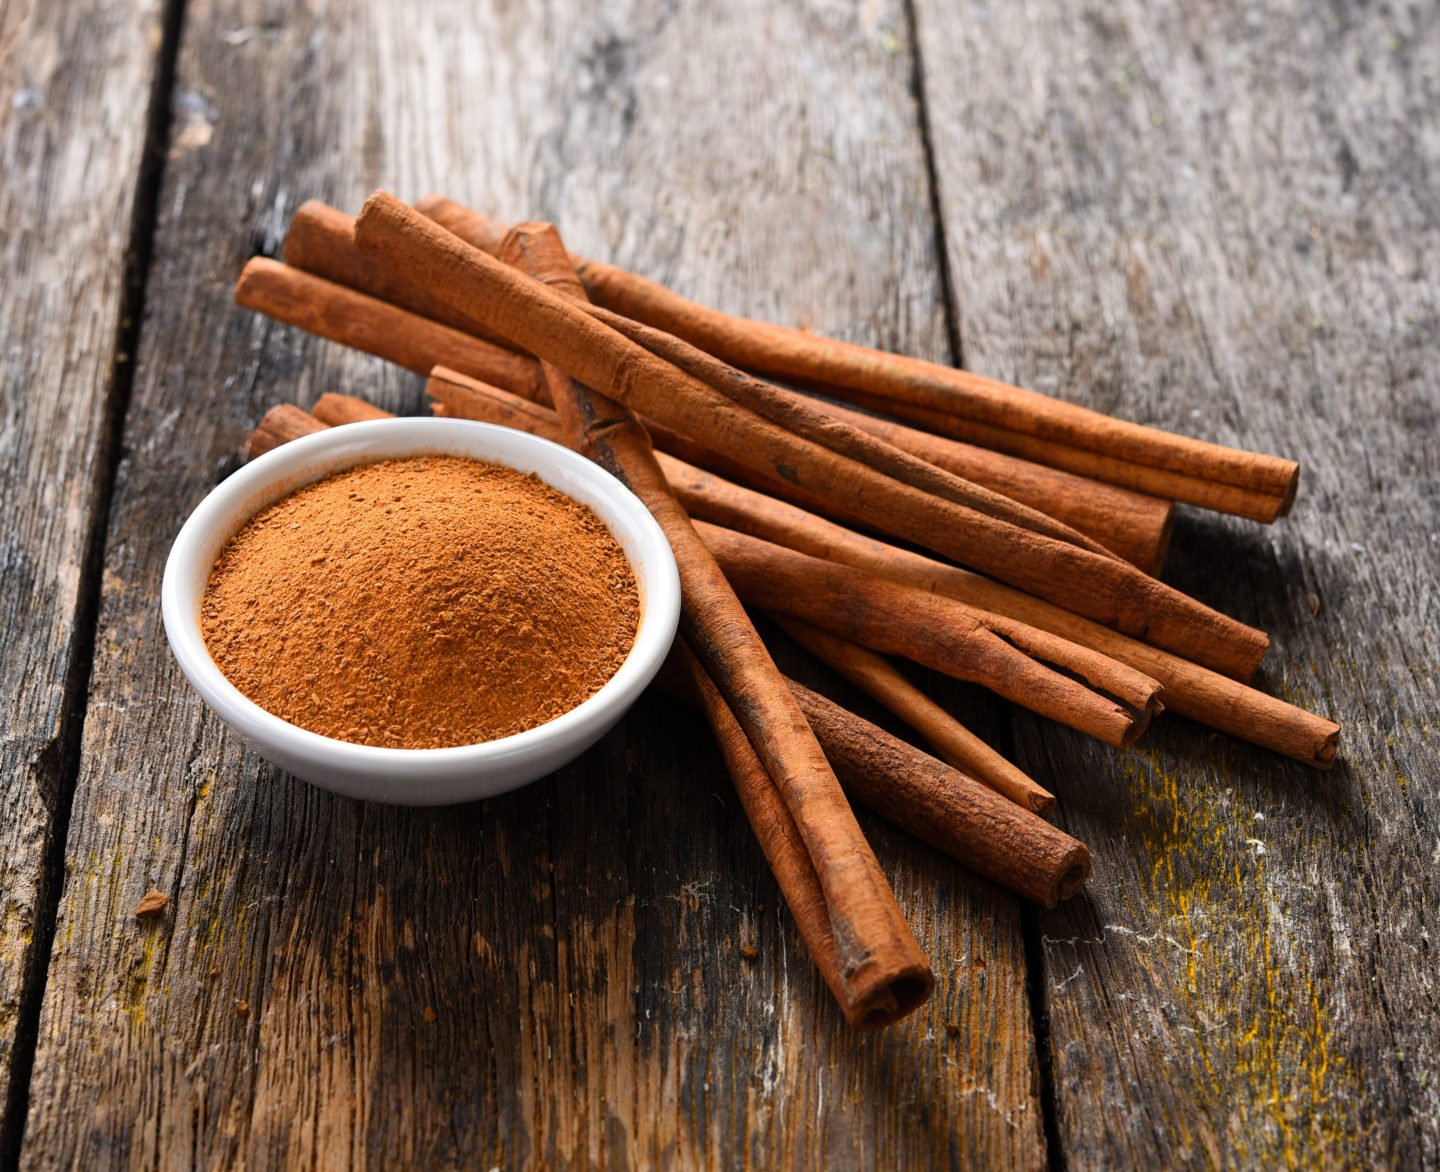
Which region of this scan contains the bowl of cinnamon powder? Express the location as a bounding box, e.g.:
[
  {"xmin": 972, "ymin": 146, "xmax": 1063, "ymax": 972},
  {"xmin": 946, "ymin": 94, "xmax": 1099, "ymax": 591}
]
[{"xmin": 162, "ymin": 418, "xmax": 680, "ymax": 804}]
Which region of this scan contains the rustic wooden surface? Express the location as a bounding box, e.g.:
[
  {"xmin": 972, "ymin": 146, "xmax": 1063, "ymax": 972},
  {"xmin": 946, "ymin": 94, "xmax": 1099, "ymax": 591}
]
[
  {"xmin": 0, "ymin": 0, "xmax": 169, "ymax": 1153},
  {"xmin": 11, "ymin": 0, "xmax": 1042, "ymax": 1168},
  {"xmin": 1, "ymin": 0, "xmax": 1436, "ymax": 1167},
  {"xmin": 915, "ymin": 0, "xmax": 1440, "ymax": 1166}
]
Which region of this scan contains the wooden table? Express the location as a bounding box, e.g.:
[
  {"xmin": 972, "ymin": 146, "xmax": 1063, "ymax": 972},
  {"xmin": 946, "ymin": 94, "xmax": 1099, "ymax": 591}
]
[{"xmin": 3, "ymin": 0, "xmax": 1437, "ymax": 1166}]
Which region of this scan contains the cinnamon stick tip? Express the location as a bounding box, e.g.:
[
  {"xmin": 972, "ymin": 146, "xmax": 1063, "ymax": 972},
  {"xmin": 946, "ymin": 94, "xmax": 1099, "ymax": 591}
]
[
  {"xmin": 1144, "ymin": 503, "xmax": 1177, "ymax": 576},
  {"xmin": 1027, "ymin": 790, "xmax": 1058, "ymax": 818},
  {"xmin": 1311, "ymin": 722, "xmax": 1341, "ymax": 769},
  {"xmin": 413, "ymin": 193, "xmax": 453, "ymax": 216},
  {"xmin": 289, "ymin": 197, "xmax": 331, "ymax": 222},
  {"xmin": 232, "ymin": 255, "xmax": 277, "ymax": 305},
  {"xmin": 353, "ymin": 189, "xmax": 408, "ymax": 241},
  {"xmin": 247, "ymin": 404, "xmax": 324, "ymax": 460},
  {"xmin": 280, "ymin": 200, "xmax": 341, "ymax": 262},
  {"xmin": 1117, "ymin": 708, "xmax": 1154, "ymax": 747},
  {"xmin": 311, "ymin": 392, "xmax": 394, "ymax": 427},
  {"xmin": 1226, "ymin": 633, "xmax": 1271, "ymax": 685},
  {"xmin": 848, "ymin": 965, "xmax": 935, "ymax": 1030},
  {"xmin": 1049, "ymin": 846, "xmax": 1092, "ymax": 907},
  {"xmin": 1275, "ymin": 463, "xmax": 1301, "ymax": 518}
]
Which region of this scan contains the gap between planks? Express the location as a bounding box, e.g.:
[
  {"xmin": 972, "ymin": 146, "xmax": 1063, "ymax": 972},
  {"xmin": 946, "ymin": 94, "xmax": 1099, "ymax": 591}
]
[
  {"xmin": 0, "ymin": 0, "xmax": 190, "ymax": 1167},
  {"xmin": 902, "ymin": 0, "xmax": 1067, "ymax": 1160},
  {"xmin": 900, "ymin": 0, "xmax": 965, "ymax": 373}
]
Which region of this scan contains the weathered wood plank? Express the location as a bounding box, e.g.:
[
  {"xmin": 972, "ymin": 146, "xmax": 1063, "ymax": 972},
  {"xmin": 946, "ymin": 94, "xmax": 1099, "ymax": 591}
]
[
  {"xmin": 0, "ymin": 0, "xmax": 166, "ymax": 1147},
  {"xmin": 914, "ymin": 0, "xmax": 1440, "ymax": 1165},
  {"xmin": 21, "ymin": 1, "xmax": 1044, "ymax": 1167}
]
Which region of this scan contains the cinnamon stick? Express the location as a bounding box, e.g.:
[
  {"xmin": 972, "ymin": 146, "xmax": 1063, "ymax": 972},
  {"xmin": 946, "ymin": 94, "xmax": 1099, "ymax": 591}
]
[
  {"xmin": 698, "ymin": 521, "xmax": 1161, "ymax": 747},
  {"xmin": 311, "ymin": 392, "xmax": 392, "ymax": 425},
  {"xmin": 419, "ymin": 373, "xmax": 1335, "ymax": 766},
  {"xmin": 814, "ymin": 398, "xmax": 1174, "ymax": 573},
  {"xmin": 809, "ymin": 387, "xmax": 1296, "ymax": 524},
  {"xmin": 774, "ymin": 617, "xmax": 1055, "ymax": 816},
  {"xmin": 582, "ymin": 302, "xmax": 1121, "ymax": 563},
  {"xmin": 233, "ymin": 258, "xmax": 548, "ymax": 401},
  {"xmin": 429, "ymin": 374, "xmax": 563, "ymax": 437},
  {"xmin": 666, "ymin": 646, "xmax": 878, "ymax": 1025},
  {"xmin": 283, "ymin": 200, "xmax": 517, "ymax": 349},
  {"xmin": 660, "ymin": 650, "xmax": 1088, "ymax": 910},
  {"xmin": 497, "ymin": 220, "xmax": 932, "ymax": 1024},
  {"xmin": 351, "ymin": 191, "xmax": 1269, "ymax": 681},
  {"xmin": 252, "ymin": 400, "xmax": 1091, "ymax": 911},
  {"xmin": 787, "ymin": 680, "xmax": 1090, "ymax": 908},
  {"xmin": 416, "ymin": 195, "xmax": 1299, "ymax": 519},
  {"xmin": 301, "ymin": 206, "xmax": 1115, "ymax": 567},
  {"xmin": 248, "ymin": 403, "xmax": 325, "ymax": 458},
  {"xmin": 574, "ymin": 267, "xmax": 1301, "ymax": 517},
  {"xmin": 245, "ymin": 244, "xmax": 812, "ymax": 529},
  {"xmin": 678, "ymin": 462, "xmax": 1341, "ymax": 768}
]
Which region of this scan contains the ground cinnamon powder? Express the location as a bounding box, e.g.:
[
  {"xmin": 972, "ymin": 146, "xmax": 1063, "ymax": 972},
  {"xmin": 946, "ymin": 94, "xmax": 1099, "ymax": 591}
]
[{"xmin": 201, "ymin": 455, "xmax": 640, "ymax": 748}]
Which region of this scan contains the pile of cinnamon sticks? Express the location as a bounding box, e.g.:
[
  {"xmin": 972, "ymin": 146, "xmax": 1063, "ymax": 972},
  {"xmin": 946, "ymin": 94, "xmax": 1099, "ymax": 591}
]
[{"xmin": 232, "ymin": 191, "xmax": 1339, "ymax": 1029}]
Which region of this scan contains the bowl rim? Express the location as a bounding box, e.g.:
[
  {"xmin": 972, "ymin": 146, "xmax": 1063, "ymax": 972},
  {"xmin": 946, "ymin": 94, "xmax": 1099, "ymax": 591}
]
[{"xmin": 161, "ymin": 417, "xmax": 681, "ymax": 773}]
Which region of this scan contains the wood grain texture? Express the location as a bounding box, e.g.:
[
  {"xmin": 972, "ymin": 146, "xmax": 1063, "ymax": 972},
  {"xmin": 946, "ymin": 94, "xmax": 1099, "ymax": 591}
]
[
  {"xmin": 20, "ymin": 0, "xmax": 1043, "ymax": 1167},
  {"xmin": 0, "ymin": 0, "xmax": 164, "ymax": 1137},
  {"xmin": 914, "ymin": 0, "xmax": 1439, "ymax": 1165}
]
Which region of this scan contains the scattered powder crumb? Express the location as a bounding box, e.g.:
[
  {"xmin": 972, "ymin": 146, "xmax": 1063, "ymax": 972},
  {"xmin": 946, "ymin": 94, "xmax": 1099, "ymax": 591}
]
[
  {"xmin": 423, "ymin": 1005, "xmax": 438, "ymax": 1024},
  {"xmin": 1307, "ymin": 590, "xmax": 1322, "ymax": 616},
  {"xmin": 945, "ymin": 1021, "xmax": 960, "ymax": 1038},
  {"xmin": 134, "ymin": 889, "xmax": 168, "ymax": 920},
  {"xmin": 235, "ymin": 1000, "xmax": 250, "ymax": 1017},
  {"xmin": 739, "ymin": 944, "xmax": 759, "ymax": 961},
  {"xmin": 201, "ymin": 456, "xmax": 640, "ymax": 749}
]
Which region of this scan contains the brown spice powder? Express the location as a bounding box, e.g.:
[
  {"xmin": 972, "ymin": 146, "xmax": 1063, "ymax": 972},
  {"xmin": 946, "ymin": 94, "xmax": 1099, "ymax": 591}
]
[{"xmin": 201, "ymin": 455, "xmax": 640, "ymax": 749}]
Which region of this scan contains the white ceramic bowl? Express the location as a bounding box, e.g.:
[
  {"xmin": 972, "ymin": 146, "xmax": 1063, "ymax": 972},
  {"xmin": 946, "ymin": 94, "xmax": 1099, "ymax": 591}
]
[{"xmin": 162, "ymin": 418, "xmax": 680, "ymax": 805}]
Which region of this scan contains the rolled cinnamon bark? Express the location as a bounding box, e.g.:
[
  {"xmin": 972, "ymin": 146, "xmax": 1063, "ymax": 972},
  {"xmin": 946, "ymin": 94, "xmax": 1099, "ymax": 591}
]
[
  {"xmin": 656, "ymin": 648, "xmax": 1090, "ymax": 910},
  {"xmin": 429, "ymin": 375, "xmax": 563, "ymax": 438},
  {"xmin": 774, "ymin": 616, "xmax": 1055, "ymax": 816},
  {"xmin": 667, "ymin": 646, "xmax": 913, "ymax": 1028},
  {"xmin": 697, "ymin": 522, "xmax": 1162, "ymax": 748},
  {"xmin": 284, "ymin": 200, "xmax": 517, "ymax": 349},
  {"xmin": 788, "ymin": 681, "xmax": 1090, "ymax": 908},
  {"xmin": 416, "ymin": 195, "xmax": 1299, "ymax": 519},
  {"xmin": 498, "ymin": 221, "xmax": 933, "ymax": 1024},
  {"xmin": 253, "ymin": 233, "xmax": 856, "ymax": 524},
  {"xmin": 811, "ymin": 387, "xmax": 1295, "ymax": 524},
  {"xmin": 311, "ymin": 392, "xmax": 392, "ymax": 425},
  {"xmin": 677, "ymin": 460, "xmax": 1341, "ymax": 768},
  {"xmin": 583, "ymin": 302, "xmax": 1121, "ymax": 563},
  {"xmin": 298, "ymin": 209, "xmax": 1118, "ymax": 567},
  {"xmin": 574, "ymin": 263, "xmax": 1300, "ymax": 516},
  {"xmin": 815, "ymin": 398, "xmax": 1174, "ymax": 573},
  {"xmin": 233, "ymin": 258, "xmax": 548, "ymax": 402},
  {"xmin": 248, "ymin": 403, "xmax": 325, "ymax": 458},
  {"xmin": 352, "ymin": 191, "xmax": 1269, "ymax": 681}
]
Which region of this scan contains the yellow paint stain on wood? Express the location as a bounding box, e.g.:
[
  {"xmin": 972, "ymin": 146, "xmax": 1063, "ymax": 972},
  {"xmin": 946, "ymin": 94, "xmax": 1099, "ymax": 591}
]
[
  {"xmin": 123, "ymin": 930, "xmax": 164, "ymax": 1030},
  {"xmin": 1118, "ymin": 751, "xmax": 1358, "ymax": 1167}
]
